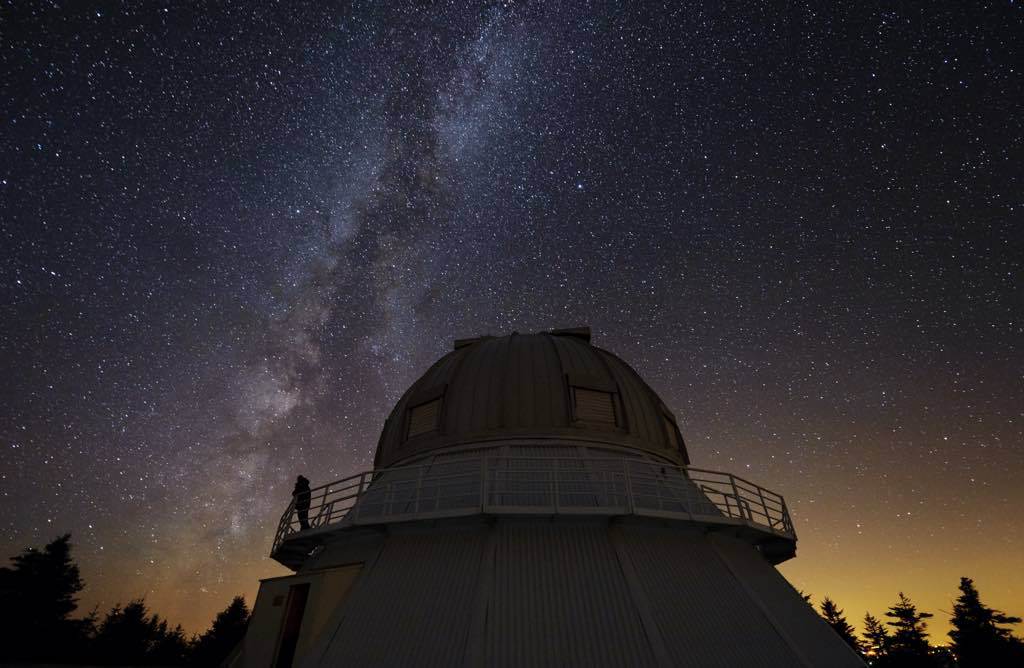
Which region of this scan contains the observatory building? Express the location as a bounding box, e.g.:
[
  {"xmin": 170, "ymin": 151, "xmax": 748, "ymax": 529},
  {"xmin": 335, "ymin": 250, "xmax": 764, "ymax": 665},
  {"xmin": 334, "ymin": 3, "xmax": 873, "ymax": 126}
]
[{"xmin": 240, "ymin": 328, "xmax": 864, "ymax": 667}]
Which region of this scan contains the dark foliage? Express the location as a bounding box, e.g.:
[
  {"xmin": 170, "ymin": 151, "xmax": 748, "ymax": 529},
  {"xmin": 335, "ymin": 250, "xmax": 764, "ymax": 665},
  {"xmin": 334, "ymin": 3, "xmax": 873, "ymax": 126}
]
[
  {"xmin": 91, "ymin": 599, "xmax": 193, "ymax": 665},
  {"xmin": 819, "ymin": 596, "xmax": 864, "ymax": 655},
  {"xmin": 884, "ymin": 592, "xmax": 940, "ymax": 668},
  {"xmin": 0, "ymin": 534, "xmax": 92, "ymax": 661},
  {"xmin": 948, "ymin": 577, "xmax": 1024, "ymax": 668},
  {"xmin": 863, "ymin": 612, "xmax": 891, "ymax": 660},
  {"xmin": 0, "ymin": 536, "xmax": 247, "ymax": 665},
  {"xmin": 192, "ymin": 595, "xmax": 251, "ymax": 667}
]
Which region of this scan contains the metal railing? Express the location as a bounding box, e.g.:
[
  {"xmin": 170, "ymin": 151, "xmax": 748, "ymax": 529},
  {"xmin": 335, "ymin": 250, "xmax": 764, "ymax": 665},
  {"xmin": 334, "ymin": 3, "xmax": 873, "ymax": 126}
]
[{"xmin": 272, "ymin": 456, "xmax": 794, "ymax": 555}]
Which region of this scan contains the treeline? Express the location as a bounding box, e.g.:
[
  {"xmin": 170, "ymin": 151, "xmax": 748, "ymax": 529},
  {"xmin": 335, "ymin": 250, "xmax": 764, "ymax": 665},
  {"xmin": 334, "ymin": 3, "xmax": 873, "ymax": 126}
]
[
  {"xmin": 0, "ymin": 534, "xmax": 249, "ymax": 666},
  {"xmin": 807, "ymin": 583, "xmax": 1024, "ymax": 667}
]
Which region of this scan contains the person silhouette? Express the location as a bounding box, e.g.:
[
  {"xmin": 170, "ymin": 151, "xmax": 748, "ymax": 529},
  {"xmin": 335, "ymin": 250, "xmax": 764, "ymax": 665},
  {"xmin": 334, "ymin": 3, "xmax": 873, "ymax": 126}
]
[{"xmin": 293, "ymin": 475, "xmax": 312, "ymax": 530}]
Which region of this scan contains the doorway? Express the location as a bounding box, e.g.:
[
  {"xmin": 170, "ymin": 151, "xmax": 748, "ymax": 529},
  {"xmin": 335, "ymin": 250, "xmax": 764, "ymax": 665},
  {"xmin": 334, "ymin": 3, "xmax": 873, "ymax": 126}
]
[{"xmin": 274, "ymin": 583, "xmax": 310, "ymax": 668}]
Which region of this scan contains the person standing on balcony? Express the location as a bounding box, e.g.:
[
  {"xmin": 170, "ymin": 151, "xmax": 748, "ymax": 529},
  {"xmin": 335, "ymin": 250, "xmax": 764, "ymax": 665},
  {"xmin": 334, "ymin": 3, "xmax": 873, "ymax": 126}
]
[{"xmin": 293, "ymin": 475, "xmax": 312, "ymax": 530}]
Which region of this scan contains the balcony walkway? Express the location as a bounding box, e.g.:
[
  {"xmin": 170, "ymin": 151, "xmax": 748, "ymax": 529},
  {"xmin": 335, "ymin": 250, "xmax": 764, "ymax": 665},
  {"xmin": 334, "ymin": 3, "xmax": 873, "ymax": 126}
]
[{"xmin": 271, "ymin": 455, "xmax": 796, "ymax": 569}]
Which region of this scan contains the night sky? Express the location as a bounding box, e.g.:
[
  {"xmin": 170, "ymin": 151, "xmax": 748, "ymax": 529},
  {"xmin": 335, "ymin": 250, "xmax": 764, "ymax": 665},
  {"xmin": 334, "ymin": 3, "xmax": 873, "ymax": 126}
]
[{"xmin": 2, "ymin": 2, "xmax": 1021, "ymax": 637}]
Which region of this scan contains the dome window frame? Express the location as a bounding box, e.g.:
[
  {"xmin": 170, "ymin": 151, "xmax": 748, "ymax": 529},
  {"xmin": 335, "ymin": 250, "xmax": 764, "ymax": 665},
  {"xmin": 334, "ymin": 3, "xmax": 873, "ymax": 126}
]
[
  {"xmin": 566, "ymin": 372, "xmax": 624, "ymax": 431},
  {"xmin": 404, "ymin": 385, "xmax": 447, "ymax": 441}
]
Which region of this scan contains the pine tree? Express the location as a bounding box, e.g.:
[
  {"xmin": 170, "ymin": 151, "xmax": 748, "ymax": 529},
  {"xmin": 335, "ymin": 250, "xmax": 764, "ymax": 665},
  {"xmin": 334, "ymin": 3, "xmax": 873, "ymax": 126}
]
[
  {"xmin": 885, "ymin": 592, "xmax": 938, "ymax": 668},
  {"xmin": 819, "ymin": 596, "xmax": 864, "ymax": 655},
  {"xmin": 91, "ymin": 598, "xmax": 191, "ymax": 665},
  {"xmin": 863, "ymin": 612, "xmax": 891, "ymax": 660},
  {"xmin": 949, "ymin": 577, "xmax": 1024, "ymax": 667},
  {"xmin": 192, "ymin": 595, "xmax": 251, "ymax": 667},
  {"xmin": 0, "ymin": 534, "xmax": 89, "ymax": 661},
  {"xmin": 150, "ymin": 619, "xmax": 191, "ymax": 665},
  {"xmin": 93, "ymin": 599, "xmax": 159, "ymax": 664}
]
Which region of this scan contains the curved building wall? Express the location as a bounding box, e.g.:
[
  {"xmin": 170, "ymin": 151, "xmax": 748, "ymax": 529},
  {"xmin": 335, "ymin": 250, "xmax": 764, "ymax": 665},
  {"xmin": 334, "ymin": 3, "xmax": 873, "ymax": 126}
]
[{"xmin": 248, "ymin": 523, "xmax": 863, "ymax": 668}]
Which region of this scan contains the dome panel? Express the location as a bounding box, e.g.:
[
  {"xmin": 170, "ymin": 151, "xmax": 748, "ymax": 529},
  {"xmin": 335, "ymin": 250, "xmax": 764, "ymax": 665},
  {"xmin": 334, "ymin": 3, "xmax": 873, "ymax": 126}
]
[{"xmin": 373, "ymin": 329, "xmax": 688, "ymax": 468}]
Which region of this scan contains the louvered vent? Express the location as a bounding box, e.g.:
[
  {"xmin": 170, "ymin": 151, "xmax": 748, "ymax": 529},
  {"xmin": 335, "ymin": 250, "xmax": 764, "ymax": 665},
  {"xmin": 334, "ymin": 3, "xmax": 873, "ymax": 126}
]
[
  {"xmin": 407, "ymin": 398, "xmax": 441, "ymax": 438},
  {"xmin": 572, "ymin": 387, "xmax": 617, "ymax": 426}
]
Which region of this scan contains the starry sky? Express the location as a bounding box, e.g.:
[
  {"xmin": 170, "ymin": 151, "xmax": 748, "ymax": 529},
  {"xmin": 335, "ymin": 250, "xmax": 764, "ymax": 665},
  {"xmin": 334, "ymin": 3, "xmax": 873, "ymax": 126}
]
[{"xmin": 1, "ymin": 1, "xmax": 1021, "ymax": 638}]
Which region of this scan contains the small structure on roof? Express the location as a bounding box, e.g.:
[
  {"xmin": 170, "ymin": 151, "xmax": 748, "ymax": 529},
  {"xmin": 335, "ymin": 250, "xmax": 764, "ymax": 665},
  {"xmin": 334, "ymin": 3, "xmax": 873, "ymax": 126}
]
[{"xmin": 239, "ymin": 328, "xmax": 864, "ymax": 667}]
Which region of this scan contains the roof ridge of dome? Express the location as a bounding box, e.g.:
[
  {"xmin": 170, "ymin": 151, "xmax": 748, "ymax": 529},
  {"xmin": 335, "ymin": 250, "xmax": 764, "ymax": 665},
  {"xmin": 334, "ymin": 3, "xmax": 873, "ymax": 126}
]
[{"xmin": 452, "ymin": 326, "xmax": 591, "ymax": 350}]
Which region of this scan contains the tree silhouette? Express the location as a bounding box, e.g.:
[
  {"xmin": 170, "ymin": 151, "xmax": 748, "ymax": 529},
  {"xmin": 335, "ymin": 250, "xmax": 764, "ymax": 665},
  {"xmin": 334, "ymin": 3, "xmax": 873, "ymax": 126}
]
[
  {"xmin": 819, "ymin": 596, "xmax": 863, "ymax": 655},
  {"xmin": 149, "ymin": 618, "xmax": 191, "ymax": 666},
  {"xmin": 93, "ymin": 599, "xmax": 155, "ymax": 664},
  {"xmin": 192, "ymin": 595, "xmax": 251, "ymax": 667},
  {"xmin": 91, "ymin": 598, "xmax": 192, "ymax": 665},
  {"xmin": 0, "ymin": 537, "xmax": 253, "ymax": 665},
  {"xmin": 863, "ymin": 612, "xmax": 891, "ymax": 660},
  {"xmin": 885, "ymin": 592, "xmax": 939, "ymax": 668},
  {"xmin": 948, "ymin": 577, "xmax": 1024, "ymax": 667},
  {"xmin": 0, "ymin": 534, "xmax": 90, "ymax": 662}
]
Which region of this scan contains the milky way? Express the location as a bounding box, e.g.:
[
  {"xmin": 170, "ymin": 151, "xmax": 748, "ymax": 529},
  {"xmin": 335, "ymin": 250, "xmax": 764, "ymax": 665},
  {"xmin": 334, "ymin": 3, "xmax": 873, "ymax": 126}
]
[{"xmin": 1, "ymin": 2, "xmax": 1021, "ymax": 635}]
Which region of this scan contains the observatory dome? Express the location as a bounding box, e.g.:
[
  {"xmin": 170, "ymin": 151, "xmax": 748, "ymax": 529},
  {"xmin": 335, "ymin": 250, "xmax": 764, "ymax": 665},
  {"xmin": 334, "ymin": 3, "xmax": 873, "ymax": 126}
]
[
  {"xmin": 251, "ymin": 327, "xmax": 865, "ymax": 668},
  {"xmin": 374, "ymin": 327, "xmax": 688, "ymax": 469}
]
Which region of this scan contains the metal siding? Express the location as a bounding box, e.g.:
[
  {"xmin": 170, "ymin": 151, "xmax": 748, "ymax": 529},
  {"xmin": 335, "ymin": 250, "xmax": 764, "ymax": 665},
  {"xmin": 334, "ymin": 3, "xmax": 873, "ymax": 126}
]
[
  {"xmin": 486, "ymin": 523, "xmax": 658, "ymax": 668},
  {"xmin": 622, "ymin": 527, "xmax": 802, "ymax": 667},
  {"xmin": 319, "ymin": 530, "xmax": 486, "ymax": 667},
  {"xmin": 455, "ymin": 338, "xmax": 484, "ymax": 434},
  {"xmin": 709, "ymin": 534, "xmax": 867, "ymax": 667},
  {"xmin": 478, "ymin": 339, "xmax": 500, "ymax": 430},
  {"xmin": 442, "ymin": 340, "xmax": 470, "ymax": 437},
  {"xmin": 604, "ymin": 353, "xmax": 659, "ymax": 449},
  {"xmin": 275, "ymin": 519, "xmax": 839, "ymax": 668},
  {"xmin": 490, "ymin": 336, "xmax": 509, "ymax": 427},
  {"xmin": 504, "ymin": 334, "xmax": 526, "ymax": 428},
  {"xmin": 537, "ymin": 332, "xmax": 569, "ymax": 427},
  {"xmin": 504, "ymin": 333, "xmax": 565, "ymax": 428}
]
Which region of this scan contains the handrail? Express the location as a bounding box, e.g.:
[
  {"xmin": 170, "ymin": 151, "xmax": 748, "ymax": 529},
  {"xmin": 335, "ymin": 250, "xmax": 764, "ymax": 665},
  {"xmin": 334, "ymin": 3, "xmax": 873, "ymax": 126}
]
[{"xmin": 271, "ymin": 455, "xmax": 795, "ymax": 556}]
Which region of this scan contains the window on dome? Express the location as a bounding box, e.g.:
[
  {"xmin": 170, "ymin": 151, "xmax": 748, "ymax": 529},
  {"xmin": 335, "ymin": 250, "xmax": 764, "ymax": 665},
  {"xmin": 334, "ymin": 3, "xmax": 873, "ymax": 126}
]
[
  {"xmin": 407, "ymin": 397, "xmax": 441, "ymax": 438},
  {"xmin": 571, "ymin": 387, "xmax": 618, "ymax": 427}
]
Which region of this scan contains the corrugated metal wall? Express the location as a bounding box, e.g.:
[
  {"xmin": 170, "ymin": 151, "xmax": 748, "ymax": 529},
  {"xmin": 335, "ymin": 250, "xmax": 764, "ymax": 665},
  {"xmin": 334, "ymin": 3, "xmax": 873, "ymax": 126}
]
[
  {"xmin": 709, "ymin": 534, "xmax": 865, "ymax": 667},
  {"xmin": 621, "ymin": 526, "xmax": 802, "ymax": 667},
  {"xmin": 485, "ymin": 523, "xmax": 658, "ymax": 668},
  {"xmin": 317, "ymin": 529, "xmax": 486, "ymax": 667},
  {"xmin": 305, "ymin": 522, "xmax": 863, "ymax": 668}
]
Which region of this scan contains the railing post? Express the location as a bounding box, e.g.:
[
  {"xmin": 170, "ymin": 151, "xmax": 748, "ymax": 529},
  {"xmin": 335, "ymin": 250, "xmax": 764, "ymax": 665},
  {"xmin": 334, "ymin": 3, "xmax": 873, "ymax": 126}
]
[
  {"xmin": 351, "ymin": 472, "xmax": 367, "ymax": 522},
  {"xmin": 730, "ymin": 475, "xmax": 743, "ymax": 520},
  {"xmin": 756, "ymin": 485, "xmax": 768, "ymax": 527}
]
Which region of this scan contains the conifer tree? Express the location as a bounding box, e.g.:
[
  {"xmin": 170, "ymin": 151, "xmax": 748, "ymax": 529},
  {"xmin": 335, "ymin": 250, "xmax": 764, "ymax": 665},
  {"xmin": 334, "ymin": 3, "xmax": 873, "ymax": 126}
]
[
  {"xmin": 0, "ymin": 534, "xmax": 89, "ymax": 661},
  {"xmin": 819, "ymin": 596, "xmax": 863, "ymax": 655},
  {"xmin": 885, "ymin": 592, "xmax": 939, "ymax": 667},
  {"xmin": 192, "ymin": 595, "xmax": 251, "ymax": 667},
  {"xmin": 949, "ymin": 577, "xmax": 1024, "ymax": 667},
  {"xmin": 863, "ymin": 612, "xmax": 891, "ymax": 660},
  {"xmin": 150, "ymin": 619, "xmax": 191, "ymax": 665},
  {"xmin": 91, "ymin": 598, "xmax": 192, "ymax": 665},
  {"xmin": 93, "ymin": 599, "xmax": 160, "ymax": 664}
]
